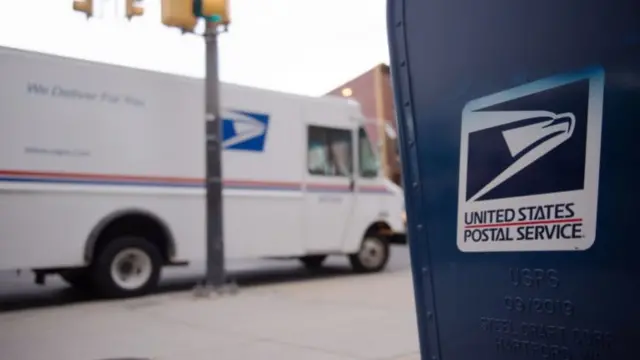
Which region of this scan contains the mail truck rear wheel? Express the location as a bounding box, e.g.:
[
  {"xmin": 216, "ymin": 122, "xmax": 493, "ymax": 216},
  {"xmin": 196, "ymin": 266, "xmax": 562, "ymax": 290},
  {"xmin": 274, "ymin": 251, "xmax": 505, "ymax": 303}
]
[
  {"xmin": 349, "ymin": 236, "xmax": 390, "ymax": 273},
  {"xmin": 91, "ymin": 236, "xmax": 162, "ymax": 298}
]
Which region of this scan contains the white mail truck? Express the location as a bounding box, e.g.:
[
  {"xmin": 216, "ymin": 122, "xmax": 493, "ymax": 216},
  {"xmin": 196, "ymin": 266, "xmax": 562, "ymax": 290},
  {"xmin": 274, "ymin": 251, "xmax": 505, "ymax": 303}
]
[{"xmin": 0, "ymin": 46, "xmax": 406, "ymax": 298}]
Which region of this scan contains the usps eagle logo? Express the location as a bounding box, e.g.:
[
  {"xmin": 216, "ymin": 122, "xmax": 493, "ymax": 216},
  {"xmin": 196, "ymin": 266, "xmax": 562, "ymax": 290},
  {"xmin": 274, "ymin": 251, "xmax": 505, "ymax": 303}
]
[{"xmin": 221, "ymin": 110, "xmax": 270, "ymax": 152}]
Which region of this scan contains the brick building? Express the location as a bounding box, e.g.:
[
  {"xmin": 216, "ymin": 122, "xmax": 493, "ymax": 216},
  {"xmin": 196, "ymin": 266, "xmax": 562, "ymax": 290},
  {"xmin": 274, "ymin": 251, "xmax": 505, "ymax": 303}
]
[{"xmin": 325, "ymin": 63, "xmax": 402, "ymax": 186}]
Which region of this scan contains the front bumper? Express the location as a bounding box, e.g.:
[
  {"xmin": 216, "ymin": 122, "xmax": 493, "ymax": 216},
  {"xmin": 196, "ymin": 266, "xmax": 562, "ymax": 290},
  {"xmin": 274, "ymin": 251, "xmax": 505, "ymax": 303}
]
[
  {"xmin": 386, "ymin": 210, "xmax": 408, "ymax": 245},
  {"xmin": 388, "ymin": 232, "xmax": 408, "ymax": 245}
]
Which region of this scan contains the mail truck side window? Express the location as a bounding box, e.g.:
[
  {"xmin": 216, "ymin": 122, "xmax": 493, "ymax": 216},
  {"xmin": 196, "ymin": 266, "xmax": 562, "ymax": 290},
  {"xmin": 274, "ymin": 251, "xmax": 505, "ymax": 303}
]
[
  {"xmin": 358, "ymin": 127, "xmax": 379, "ymax": 178},
  {"xmin": 307, "ymin": 126, "xmax": 353, "ymax": 177}
]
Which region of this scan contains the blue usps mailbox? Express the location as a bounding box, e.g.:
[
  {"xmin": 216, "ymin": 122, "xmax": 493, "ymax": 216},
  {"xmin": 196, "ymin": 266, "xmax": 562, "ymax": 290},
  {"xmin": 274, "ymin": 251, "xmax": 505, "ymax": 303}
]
[{"xmin": 387, "ymin": 0, "xmax": 640, "ymax": 359}]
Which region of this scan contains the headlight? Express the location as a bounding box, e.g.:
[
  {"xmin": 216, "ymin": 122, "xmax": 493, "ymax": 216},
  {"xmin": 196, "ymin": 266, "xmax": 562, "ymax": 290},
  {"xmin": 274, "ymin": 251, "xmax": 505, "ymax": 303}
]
[{"xmin": 401, "ymin": 210, "xmax": 407, "ymax": 226}]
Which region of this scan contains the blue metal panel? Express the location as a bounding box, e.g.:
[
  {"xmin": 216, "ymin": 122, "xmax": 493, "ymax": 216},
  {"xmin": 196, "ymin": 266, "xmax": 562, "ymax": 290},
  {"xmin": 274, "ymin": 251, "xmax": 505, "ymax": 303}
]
[{"xmin": 387, "ymin": 0, "xmax": 640, "ymax": 359}]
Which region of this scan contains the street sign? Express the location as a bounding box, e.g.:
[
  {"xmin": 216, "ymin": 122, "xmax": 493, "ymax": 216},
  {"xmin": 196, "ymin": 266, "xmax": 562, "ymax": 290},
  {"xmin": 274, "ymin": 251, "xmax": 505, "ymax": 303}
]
[{"xmin": 387, "ymin": 0, "xmax": 640, "ymax": 359}]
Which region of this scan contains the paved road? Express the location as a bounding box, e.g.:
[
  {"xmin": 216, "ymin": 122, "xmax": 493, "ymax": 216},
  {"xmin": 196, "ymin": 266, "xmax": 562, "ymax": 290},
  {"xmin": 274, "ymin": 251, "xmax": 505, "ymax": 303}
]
[
  {"xmin": 1, "ymin": 259, "xmax": 420, "ymax": 360},
  {"xmin": 0, "ymin": 246, "xmax": 411, "ymax": 312}
]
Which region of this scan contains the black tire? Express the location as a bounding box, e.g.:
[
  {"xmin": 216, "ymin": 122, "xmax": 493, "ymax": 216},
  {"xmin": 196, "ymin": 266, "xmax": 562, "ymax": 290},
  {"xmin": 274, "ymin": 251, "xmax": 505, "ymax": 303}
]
[
  {"xmin": 90, "ymin": 236, "xmax": 162, "ymax": 299},
  {"xmin": 59, "ymin": 269, "xmax": 91, "ymax": 290},
  {"xmin": 300, "ymin": 255, "xmax": 327, "ymax": 270},
  {"xmin": 349, "ymin": 236, "xmax": 390, "ymax": 273}
]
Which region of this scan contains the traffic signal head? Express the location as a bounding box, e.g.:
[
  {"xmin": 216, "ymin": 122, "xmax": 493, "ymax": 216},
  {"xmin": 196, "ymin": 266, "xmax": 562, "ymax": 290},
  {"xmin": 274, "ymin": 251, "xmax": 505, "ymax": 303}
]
[
  {"xmin": 125, "ymin": 0, "xmax": 144, "ymax": 19},
  {"xmin": 199, "ymin": 0, "xmax": 230, "ymax": 24},
  {"xmin": 73, "ymin": 0, "xmax": 93, "ymax": 18},
  {"xmin": 161, "ymin": 0, "xmax": 198, "ymax": 33}
]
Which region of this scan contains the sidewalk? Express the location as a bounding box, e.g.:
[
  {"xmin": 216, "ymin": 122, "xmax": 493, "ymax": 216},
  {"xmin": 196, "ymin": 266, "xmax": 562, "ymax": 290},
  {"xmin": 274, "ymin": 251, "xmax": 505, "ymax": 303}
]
[{"xmin": 0, "ymin": 269, "xmax": 420, "ymax": 360}]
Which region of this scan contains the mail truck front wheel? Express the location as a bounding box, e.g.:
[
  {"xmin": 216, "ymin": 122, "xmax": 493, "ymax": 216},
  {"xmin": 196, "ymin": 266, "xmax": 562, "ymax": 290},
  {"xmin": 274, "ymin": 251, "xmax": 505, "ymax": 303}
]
[{"xmin": 349, "ymin": 236, "xmax": 389, "ymax": 273}]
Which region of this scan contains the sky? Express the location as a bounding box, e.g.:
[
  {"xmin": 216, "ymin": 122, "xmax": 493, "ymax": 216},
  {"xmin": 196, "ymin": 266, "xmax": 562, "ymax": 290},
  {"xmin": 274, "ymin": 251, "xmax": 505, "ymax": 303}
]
[{"xmin": 0, "ymin": 0, "xmax": 390, "ymax": 96}]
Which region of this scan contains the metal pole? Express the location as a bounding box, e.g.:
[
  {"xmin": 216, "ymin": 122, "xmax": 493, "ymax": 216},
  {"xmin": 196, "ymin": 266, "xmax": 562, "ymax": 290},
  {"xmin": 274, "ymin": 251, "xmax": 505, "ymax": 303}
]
[{"xmin": 203, "ymin": 20, "xmax": 225, "ymax": 289}]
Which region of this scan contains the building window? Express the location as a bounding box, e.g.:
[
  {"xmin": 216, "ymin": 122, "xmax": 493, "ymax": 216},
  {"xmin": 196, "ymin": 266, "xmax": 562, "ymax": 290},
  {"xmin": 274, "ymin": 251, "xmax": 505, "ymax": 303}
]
[
  {"xmin": 307, "ymin": 125, "xmax": 353, "ymax": 177},
  {"xmin": 358, "ymin": 127, "xmax": 379, "ymax": 178}
]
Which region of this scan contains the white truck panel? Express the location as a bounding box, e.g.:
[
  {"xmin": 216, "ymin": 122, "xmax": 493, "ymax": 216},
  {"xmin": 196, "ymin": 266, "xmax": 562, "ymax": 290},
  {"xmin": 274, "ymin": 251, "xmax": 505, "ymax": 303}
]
[
  {"xmin": 220, "ymin": 84, "xmax": 306, "ymax": 183},
  {"xmin": 224, "ymin": 193, "xmax": 304, "ymax": 258},
  {"xmin": 0, "ymin": 49, "xmax": 204, "ymax": 179},
  {"xmin": 220, "ymin": 85, "xmax": 308, "ymax": 258},
  {"xmin": 0, "ymin": 186, "xmax": 204, "ymax": 269}
]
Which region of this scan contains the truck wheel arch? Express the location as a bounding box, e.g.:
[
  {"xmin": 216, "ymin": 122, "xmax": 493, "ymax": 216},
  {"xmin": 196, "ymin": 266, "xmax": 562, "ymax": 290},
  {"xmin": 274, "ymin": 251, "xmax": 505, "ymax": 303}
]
[
  {"xmin": 363, "ymin": 221, "xmax": 393, "ymax": 240},
  {"xmin": 84, "ymin": 209, "xmax": 177, "ymax": 265}
]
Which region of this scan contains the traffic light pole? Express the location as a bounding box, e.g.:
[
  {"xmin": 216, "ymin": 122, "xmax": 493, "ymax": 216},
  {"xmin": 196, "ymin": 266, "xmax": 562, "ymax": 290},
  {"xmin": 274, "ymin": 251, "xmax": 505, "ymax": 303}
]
[{"xmin": 196, "ymin": 20, "xmax": 236, "ymax": 297}]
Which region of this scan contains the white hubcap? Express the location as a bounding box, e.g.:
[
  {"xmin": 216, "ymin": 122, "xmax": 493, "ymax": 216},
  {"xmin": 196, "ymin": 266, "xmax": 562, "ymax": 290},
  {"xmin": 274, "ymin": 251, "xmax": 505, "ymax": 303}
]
[
  {"xmin": 358, "ymin": 237, "xmax": 386, "ymax": 269},
  {"xmin": 110, "ymin": 248, "xmax": 152, "ymax": 290}
]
